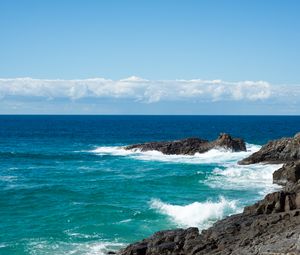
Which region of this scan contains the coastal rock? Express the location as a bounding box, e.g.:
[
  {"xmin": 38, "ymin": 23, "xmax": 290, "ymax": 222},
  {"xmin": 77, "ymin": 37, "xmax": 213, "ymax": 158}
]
[
  {"xmin": 243, "ymin": 187, "xmax": 300, "ymax": 215},
  {"xmin": 125, "ymin": 133, "xmax": 246, "ymax": 155},
  {"xmin": 239, "ymin": 132, "xmax": 300, "ymax": 165},
  {"xmin": 273, "ymin": 161, "xmax": 300, "ymax": 186}
]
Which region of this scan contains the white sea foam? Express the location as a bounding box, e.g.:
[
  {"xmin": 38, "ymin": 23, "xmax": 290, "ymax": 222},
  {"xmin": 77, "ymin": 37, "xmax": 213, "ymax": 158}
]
[
  {"xmin": 64, "ymin": 230, "xmax": 102, "ymax": 239},
  {"xmin": 118, "ymin": 219, "xmax": 132, "ymax": 224},
  {"xmin": 150, "ymin": 197, "xmax": 239, "ymax": 229},
  {"xmin": 91, "ymin": 143, "xmax": 261, "ymax": 164},
  {"xmin": 92, "ymin": 141, "xmax": 282, "ymax": 217},
  {"xmin": 0, "ymin": 175, "xmax": 17, "ymax": 182},
  {"xmin": 205, "ymin": 163, "xmax": 282, "ymax": 194},
  {"xmin": 0, "ymin": 243, "xmax": 7, "ymax": 248},
  {"xmin": 27, "ymin": 239, "xmax": 125, "ymax": 255},
  {"xmin": 91, "ymin": 143, "xmax": 281, "ymax": 196}
]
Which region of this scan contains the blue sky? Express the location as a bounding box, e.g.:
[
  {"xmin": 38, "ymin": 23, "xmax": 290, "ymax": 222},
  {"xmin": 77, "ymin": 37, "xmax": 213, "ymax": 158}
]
[{"xmin": 0, "ymin": 0, "xmax": 299, "ymax": 114}]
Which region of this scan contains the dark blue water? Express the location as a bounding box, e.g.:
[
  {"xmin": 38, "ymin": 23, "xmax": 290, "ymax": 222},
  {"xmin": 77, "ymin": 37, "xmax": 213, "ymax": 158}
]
[{"xmin": 1, "ymin": 115, "xmax": 300, "ymax": 254}]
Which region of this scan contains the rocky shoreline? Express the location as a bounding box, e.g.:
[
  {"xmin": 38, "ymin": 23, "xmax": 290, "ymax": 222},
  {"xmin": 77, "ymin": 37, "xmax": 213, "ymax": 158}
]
[{"xmin": 112, "ymin": 133, "xmax": 300, "ymax": 255}]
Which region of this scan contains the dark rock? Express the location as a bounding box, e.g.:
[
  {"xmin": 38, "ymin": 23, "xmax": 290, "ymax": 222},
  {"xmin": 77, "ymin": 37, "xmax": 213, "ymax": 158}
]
[
  {"xmin": 243, "ymin": 187, "xmax": 300, "ymax": 216},
  {"xmin": 125, "ymin": 133, "xmax": 246, "ymax": 155},
  {"xmin": 239, "ymin": 132, "xmax": 300, "ymax": 165},
  {"xmin": 118, "ymin": 228, "xmax": 199, "ymax": 255},
  {"xmin": 273, "ymin": 161, "xmax": 300, "ymax": 186}
]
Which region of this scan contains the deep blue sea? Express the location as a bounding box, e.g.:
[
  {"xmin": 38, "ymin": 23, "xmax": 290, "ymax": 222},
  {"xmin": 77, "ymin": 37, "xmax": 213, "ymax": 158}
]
[{"xmin": 1, "ymin": 115, "xmax": 300, "ymax": 255}]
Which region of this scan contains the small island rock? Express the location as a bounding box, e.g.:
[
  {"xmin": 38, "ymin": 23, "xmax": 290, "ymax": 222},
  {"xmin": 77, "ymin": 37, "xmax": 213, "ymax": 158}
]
[{"xmin": 125, "ymin": 133, "xmax": 246, "ymax": 155}]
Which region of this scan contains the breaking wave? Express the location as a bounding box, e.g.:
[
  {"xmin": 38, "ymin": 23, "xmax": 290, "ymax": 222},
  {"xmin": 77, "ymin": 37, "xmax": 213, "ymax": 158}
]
[
  {"xmin": 91, "ymin": 142, "xmax": 282, "ymax": 231},
  {"xmin": 150, "ymin": 197, "xmax": 238, "ymax": 229},
  {"xmin": 204, "ymin": 163, "xmax": 282, "ymax": 194},
  {"xmin": 91, "ymin": 143, "xmax": 281, "ymax": 196}
]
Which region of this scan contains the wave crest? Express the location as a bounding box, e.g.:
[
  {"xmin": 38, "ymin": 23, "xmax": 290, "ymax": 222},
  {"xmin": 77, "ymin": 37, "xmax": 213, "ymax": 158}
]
[{"xmin": 149, "ymin": 197, "xmax": 238, "ymax": 229}]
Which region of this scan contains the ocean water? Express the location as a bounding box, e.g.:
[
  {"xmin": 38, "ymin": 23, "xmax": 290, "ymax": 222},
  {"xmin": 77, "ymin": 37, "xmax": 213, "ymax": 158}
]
[{"xmin": 1, "ymin": 115, "xmax": 300, "ymax": 255}]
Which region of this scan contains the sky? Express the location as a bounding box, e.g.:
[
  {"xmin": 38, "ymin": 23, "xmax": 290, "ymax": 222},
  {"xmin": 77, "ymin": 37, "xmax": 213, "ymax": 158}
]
[{"xmin": 0, "ymin": 0, "xmax": 299, "ymax": 114}]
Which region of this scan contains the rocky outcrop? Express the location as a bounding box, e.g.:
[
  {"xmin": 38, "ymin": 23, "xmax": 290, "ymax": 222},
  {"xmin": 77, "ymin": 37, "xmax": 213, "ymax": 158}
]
[
  {"xmin": 239, "ymin": 133, "xmax": 300, "ymax": 165},
  {"xmin": 273, "ymin": 161, "xmax": 300, "ymax": 186},
  {"xmin": 125, "ymin": 133, "xmax": 246, "ymax": 155},
  {"xmin": 243, "ymin": 184, "xmax": 300, "ymax": 215}
]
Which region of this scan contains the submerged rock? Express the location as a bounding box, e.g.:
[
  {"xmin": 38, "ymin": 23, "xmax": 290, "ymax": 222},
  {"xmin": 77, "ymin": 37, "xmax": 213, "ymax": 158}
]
[
  {"xmin": 239, "ymin": 132, "xmax": 300, "ymax": 165},
  {"xmin": 125, "ymin": 133, "xmax": 246, "ymax": 155}
]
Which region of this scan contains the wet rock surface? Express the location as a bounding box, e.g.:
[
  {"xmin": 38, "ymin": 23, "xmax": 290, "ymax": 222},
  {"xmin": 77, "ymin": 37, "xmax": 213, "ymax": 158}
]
[
  {"xmin": 125, "ymin": 133, "xmax": 246, "ymax": 155},
  {"xmin": 113, "ymin": 133, "xmax": 300, "ymax": 255},
  {"xmin": 239, "ymin": 133, "xmax": 300, "ymax": 165}
]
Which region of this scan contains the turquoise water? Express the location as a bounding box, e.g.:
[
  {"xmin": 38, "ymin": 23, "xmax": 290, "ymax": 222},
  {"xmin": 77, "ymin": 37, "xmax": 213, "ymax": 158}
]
[{"xmin": 1, "ymin": 115, "xmax": 300, "ymax": 254}]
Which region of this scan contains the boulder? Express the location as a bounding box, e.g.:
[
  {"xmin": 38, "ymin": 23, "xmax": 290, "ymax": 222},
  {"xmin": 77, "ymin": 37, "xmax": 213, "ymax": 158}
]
[{"xmin": 125, "ymin": 133, "xmax": 246, "ymax": 155}]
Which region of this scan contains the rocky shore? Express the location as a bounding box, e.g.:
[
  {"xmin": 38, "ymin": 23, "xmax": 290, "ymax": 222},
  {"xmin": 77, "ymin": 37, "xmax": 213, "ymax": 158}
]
[{"xmin": 113, "ymin": 133, "xmax": 300, "ymax": 255}]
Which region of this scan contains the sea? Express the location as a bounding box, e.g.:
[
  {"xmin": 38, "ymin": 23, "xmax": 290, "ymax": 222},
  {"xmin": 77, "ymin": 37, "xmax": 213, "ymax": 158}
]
[{"xmin": 1, "ymin": 115, "xmax": 300, "ymax": 255}]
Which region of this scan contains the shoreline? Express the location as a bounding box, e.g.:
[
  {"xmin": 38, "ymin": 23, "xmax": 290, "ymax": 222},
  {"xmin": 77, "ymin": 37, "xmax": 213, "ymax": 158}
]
[{"xmin": 113, "ymin": 133, "xmax": 300, "ymax": 255}]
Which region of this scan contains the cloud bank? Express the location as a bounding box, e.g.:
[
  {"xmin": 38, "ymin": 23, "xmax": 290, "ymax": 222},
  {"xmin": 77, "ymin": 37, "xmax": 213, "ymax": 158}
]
[{"xmin": 0, "ymin": 76, "xmax": 274, "ymax": 103}]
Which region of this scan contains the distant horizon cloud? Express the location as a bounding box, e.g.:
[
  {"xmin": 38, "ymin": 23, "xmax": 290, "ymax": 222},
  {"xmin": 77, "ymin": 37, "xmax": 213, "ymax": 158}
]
[
  {"xmin": 0, "ymin": 76, "xmax": 299, "ymax": 115},
  {"xmin": 0, "ymin": 76, "xmax": 277, "ymax": 103}
]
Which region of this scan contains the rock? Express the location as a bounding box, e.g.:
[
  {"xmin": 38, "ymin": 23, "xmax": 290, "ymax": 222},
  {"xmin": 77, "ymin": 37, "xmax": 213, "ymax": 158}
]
[
  {"xmin": 214, "ymin": 133, "xmax": 246, "ymax": 152},
  {"xmin": 273, "ymin": 161, "xmax": 300, "ymax": 186},
  {"xmin": 239, "ymin": 132, "xmax": 300, "ymax": 165},
  {"xmin": 243, "ymin": 186, "xmax": 300, "ymax": 216},
  {"xmin": 118, "ymin": 228, "xmax": 199, "ymax": 255},
  {"xmin": 296, "ymin": 193, "xmax": 300, "ymax": 208},
  {"xmin": 125, "ymin": 133, "xmax": 246, "ymax": 155}
]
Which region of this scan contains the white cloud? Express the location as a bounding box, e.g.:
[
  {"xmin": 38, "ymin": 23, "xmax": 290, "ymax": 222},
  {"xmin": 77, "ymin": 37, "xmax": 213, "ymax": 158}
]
[{"xmin": 0, "ymin": 76, "xmax": 281, "ymax": 103}]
